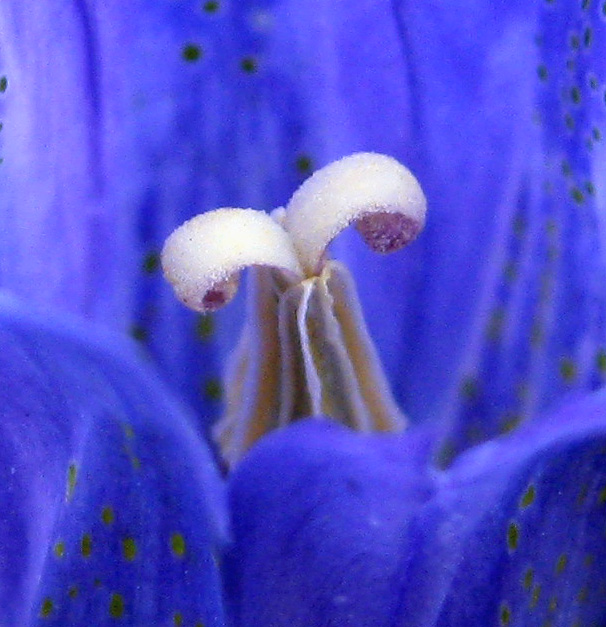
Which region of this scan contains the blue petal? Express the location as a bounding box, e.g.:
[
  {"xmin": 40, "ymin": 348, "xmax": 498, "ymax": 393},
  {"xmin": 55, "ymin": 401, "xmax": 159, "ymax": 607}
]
[
  {"xmin": 226, "ymin": 392, "xmax": 606, "ymax": 626},
  {"xmin": 389, "ymin": 1, "xmax": 606, "ymax": 458},
  {"xmin": 225, "ymin": 419, "xmax": 438, "ymax": 626},
  {"xmin": 0, "ymin": 293, "xmax": 227, "ymax": 625}
]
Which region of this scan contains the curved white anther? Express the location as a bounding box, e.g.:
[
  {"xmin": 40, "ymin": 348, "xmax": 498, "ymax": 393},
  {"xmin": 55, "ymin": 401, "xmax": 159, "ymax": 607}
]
[
  {"xmin": 284, "ymin": 152, "xmax": 427, "ymax": 275},
  {"xmin": 162, "ymin": 208, "xmax": 303, "ymax": 312}
]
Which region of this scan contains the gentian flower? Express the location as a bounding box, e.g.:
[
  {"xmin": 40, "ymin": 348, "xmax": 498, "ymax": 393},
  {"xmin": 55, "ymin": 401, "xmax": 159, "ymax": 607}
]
[{"xmin": 1, "ymin": 2, "xmax": 606, "ymax": 627}]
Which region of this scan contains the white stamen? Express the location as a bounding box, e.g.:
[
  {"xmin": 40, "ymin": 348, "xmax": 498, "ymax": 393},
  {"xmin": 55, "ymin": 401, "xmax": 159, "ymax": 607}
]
[
  {"xmin": 161, "ymin": 208, "xmax": 303, "ymax": 312},
  {"xmin": 284, "ymin": 152, "xmax": 427, "ymax": 275}
]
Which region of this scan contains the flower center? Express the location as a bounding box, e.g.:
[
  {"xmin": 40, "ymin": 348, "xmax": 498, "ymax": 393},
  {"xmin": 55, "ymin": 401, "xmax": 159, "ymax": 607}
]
[{"xmin": 162, "ymin": 153, "xmax": 427, "ymax": 467}]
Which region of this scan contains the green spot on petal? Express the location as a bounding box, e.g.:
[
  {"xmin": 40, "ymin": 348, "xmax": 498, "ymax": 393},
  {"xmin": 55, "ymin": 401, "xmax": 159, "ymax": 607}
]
[
  {"xmin": 598, "ymin": 485, "xmax": 606, "ymax": 505},
  {"xmin": 203, "ymin": 0, "xmax": 219, "ymax": 12},
  {"xmin": 109, "ymin": 593, "xmax": 125, "ymax": 618},
  {"xmin": 68, "ymin": 586, "xmax": 79, "ymax": 600},
  {"xmin": 240, "ymin": 57, "xmax": 258, "ymax": 73},
  {"xmin": 129, "ymin": 324, "xmax": 148, "ymax": 343},
  {"xmin": 182, "ymin": 44, "xmax": 203, "ymax": 62},
  {"xmin": 142, "ymin": 252, "xmax": 160, "ymax": 274},
  {"xmin": 555, "ymin": 553, "xmax": 568, "ymax": 575},
  {"xmin": 0, "ymin": 76, "xmax": 7, "ymax": 93},
  {"xmin": 460, "ymin": 377, "xmax": 479, "ymax": 401},
  {"xmin": 54, "ymin": 541, "xmax": 65, "ymax": 558},
  {"xmin": 171, "ymin": 533, "xmax": 186, "ymax": 558},
  {"xmin": 102, "ymin": 506, "xmax": 115, "ymax": 525},
  {"xmin": 507, "ymin": 522, "xmax": 520, "ymax": 551},
  {"xmin": 523, "ymin": 567, "xmax": 534, "ymax": 590},
  {"xmin": 500, "ymin": 602, "xmax": 511, "ymax": 625},
  {"xmin": 559, "ymin": 358, "xmax": 577, "ymax": 382},
  {"xmin": 40, "ymin": 597, "xmax": 53, "ymax": 618},
  {"xmin": 537, "ymin": 65, "xmax": 548, "ymax": 81},
  {"xmin": 66, "ymin": 463, "xmax": 78, "ymax": 501},
  {"xmin": 520, "ymin": 484, "xmax": 536, "ymax": 508},
  {"xmin": 174, "ymin": 612, "xmax": 184, "ymax": 626},
  {"xmin": 203, "ymin": 378, "xmax": 223, "ymax": 401},
  {"xmin": 530, "ymin": 584, "xmax": 541, "ymax": 609},
  {"xmin": 296, "ymin": 155, "xmax": 313, "ymax": 174},
  {"xmin": 196, "ymin": 314, "xmax": 215, "ymax": 341},
  {"xmin": 81, "ymin": 534, "xmax": 92, "ymax": 558},
  {"xmin": 123, "ymin": 538, "xmax": 137, "ymax": 561}
]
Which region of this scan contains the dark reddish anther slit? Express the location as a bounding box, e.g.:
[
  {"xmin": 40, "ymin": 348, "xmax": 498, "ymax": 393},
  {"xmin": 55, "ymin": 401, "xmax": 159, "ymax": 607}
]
[
  {"xmin": 356, "ymin": 212, "xmax": 422, "ymax": 253},
  {"xmin": 202, "ymin": 289, "xmax": 227, "ymax": 311}
]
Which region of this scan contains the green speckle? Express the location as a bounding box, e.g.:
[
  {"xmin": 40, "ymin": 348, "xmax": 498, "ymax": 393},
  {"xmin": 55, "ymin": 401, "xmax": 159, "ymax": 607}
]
[
  {"xmin": 584, "ymin": 27, "xmax": 593, "ymax": 47},
  {"xmin": 520, "ymin": 484, "xmax": 536, "ymax": 508},
  {"xmin": 296, "ymin": 154, "xmax": 313, "ymax": 174},
  {"xmin": 487, "ymin": 309, "xmax": 505, "ymax": 341},
  {"xmin": 174, "ymin": 613, "xmax": 184, "ymax": 626},
  {"xmin": 565, "ymin": 113, "xmax": 575, "ymax": 130},
  {"xmin": 560, "ymin": 357, "xmax": 577, "ymax": 382},
  {"xmin": 585, "ymin": 181, "xmax": 596, "ymax": 196},
  {"xmin": 537, "ymin": 65, "xmax": 548, "ymax": 81},
  {"xmin": 196, "ymin": 314, "xmax": 215, "ymax": 340},
  {"xmin": 123, "ymin": 538, "xmax": 137, "ymax": 561},
  {"xmin": 203, "ymin": 378, "xmax": 223, "ymax": 401},
  {"xmin": 598, "ymin": 485, "xmax": 606, "ymax": 505},
  {"xmin": 507, "ymin": 522, "xmax": 520, "ymax": 551},
  {"xmin": 109, "ymin": 593, "xmax": 125, "ymax": 618},
  {"xmin": 0, "ymin": 76, "xmax": 7, "ymax": 93},
  {"xmin": 203, "ymin": 0, "xmax": 219, "ymax": 12},
  {"xmin": 142, "ymin": 252, "xmax": 160, "ymax": 274},
  {"xmin": 530, "ymin": 584, "xmax": 541, "ymax": 608},
  {"xmin": 589, "ymin": 75, "xmax": 599, "ymax": 90},
  {"xmin": 555, "ymin": 553, "xmax": 568, "ymax": 575},
  {"xmin": 54, "ymin": 541, "xmax": 66, "ymax": 558},
  {"xmin": 577, "ymin": 586, "xmax": 589, "ymax": 602},
  {"xmin": 594, "ymin": 127, "xmax": 603, "ymax": 141},
  {"xmin": 68, "ymin": 586, "xmax": 79, "ymax": 600},
  {"xmin": 570, "ymin": 33, "xmax": 580, "ymax": 49},
  {"xmin": 570, "ymin": 86, "xmax": 581, "ymax": 104},
  {"xmin": 122, "ymin": 423, "xmax": 135, "ymax": 440},
  {"xmin": 603, "ymin": 1, "xmax": 606, "ymax": 16},
  {"xmin": 501, "ymin": 414, "xmax": 521, "ymax": 435},
  {"xmin": 599, "ymin": 350, "xmax": 606, "ymax": 374},
  {"xmin": 81, "ymin": 533, "xmax": 92, "ymax": 558},
  {"xmin": 129, "ymin": 324, "xmax": 148, "ymax": 343},
  {"xmin": 460, "ymin": 377, "xmax": 479, "ymax": 401},
  {"xmin": 66, "ymin": 463, "xmax": 78, "ymax": 501},
  {"xmin": 523, "ymin": 567, "xmax": 534, "ymax": 590},
  {"xmin": 171, "ymin": 533, "xmax": 186, "ymax": 558},
  {"xmin": 500, "ymin": 602, "xmax": 511, "ymax": 625},
  {"xmin": 561, "ymin": 160, "xmax": 572, "ymax": 176},
  {"xmin": 240, "ymin": 57, "xmax": 258, "ymax": 73},
  {"xmin": 131, "ymin": 456, "xmax": 141, "ymax": 471},
  {"xmin": 582, "ymin": 0, "xmax": 591, "ymax": 9},
  {"xmin": 102, "ymin": 506, "xmax": 115, "ymax": 525},
  {"xmin": 40, "ymin": 597, "xmax": 53, "ymax": 618},
  {"xmin": 0, "ymin": 122, "xmax": 3, "ymax": 131},
  {"xmin": 548, "ymin": 596, "xmax": 558, "ymax": 612},
  {"xmin": 584, "ymin": 553, "xmax": 595, "ymax": 568},
  {"xmin": 182, "ymin": 44, "xmax": 203, "ymax": 62}
]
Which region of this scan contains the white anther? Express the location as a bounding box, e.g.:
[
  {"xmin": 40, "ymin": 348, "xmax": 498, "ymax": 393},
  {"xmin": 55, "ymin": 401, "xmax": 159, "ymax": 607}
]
[
  {"xmin": 284, "ymin": 152, "xmax": 427, "ymax": 275},
  {"xmin": 162, "ymin": 208, "xmax": 303, "ymax": 313}
]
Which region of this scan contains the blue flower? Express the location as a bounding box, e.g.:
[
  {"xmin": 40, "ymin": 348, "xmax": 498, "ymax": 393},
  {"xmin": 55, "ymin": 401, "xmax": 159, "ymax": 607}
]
[{"xmin": 1, "ymin": 0, "xmax": 606, "ymax": 625}]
